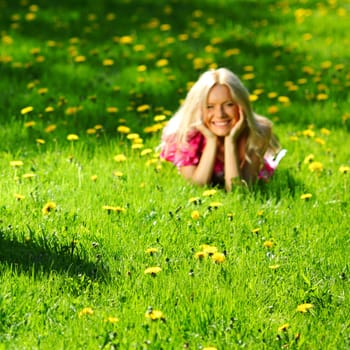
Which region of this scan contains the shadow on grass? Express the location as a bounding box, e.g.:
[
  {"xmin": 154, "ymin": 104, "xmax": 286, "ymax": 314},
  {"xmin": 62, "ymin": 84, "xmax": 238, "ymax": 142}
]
[{"xmin": 0, "ymin": 229, "xmax": 108, "ymax": 281}]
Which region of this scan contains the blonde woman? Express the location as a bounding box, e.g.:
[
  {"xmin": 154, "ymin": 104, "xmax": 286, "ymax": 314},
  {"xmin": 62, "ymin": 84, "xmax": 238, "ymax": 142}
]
[{"xmin": 160, "ymin": 68, "xmax": 286, "ymax": 191}]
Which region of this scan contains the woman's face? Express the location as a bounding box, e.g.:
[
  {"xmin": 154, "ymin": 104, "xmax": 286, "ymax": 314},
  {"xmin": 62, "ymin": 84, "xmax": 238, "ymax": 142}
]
[{"xmin": 203, "ymin": 84, "xmax": 239, "ymax": 137}]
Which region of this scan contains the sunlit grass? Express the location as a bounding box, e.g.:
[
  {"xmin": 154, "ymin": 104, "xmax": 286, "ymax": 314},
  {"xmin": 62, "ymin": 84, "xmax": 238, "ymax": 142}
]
[{"xmin": 0, "ymin": 0, "xmax": 349, "ymax": 349}]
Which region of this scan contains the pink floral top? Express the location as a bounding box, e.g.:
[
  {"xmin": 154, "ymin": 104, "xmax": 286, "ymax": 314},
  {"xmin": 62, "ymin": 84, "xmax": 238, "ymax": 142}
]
[{"xmin": 160, "ymin": 131, "xmax": 286, "ymax": 182}]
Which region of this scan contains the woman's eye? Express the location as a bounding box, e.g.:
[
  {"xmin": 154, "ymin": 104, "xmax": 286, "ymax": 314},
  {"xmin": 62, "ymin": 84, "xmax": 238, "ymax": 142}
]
[{"xmin": 206, "ymin": 105, "xmax": 214, "ymax": 109}]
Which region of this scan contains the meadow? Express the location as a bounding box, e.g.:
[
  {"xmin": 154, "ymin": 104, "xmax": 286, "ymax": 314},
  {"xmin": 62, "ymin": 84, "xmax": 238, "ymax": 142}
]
[{"xmin": 0, "ymin": 0, "xmax": 349, "ymax": 349}]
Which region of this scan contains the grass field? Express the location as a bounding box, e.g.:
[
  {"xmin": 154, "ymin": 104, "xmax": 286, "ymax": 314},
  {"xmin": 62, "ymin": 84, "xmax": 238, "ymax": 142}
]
[{"xmin": 1, "ymin": 0, "xmax": 350, "ymax": 349}]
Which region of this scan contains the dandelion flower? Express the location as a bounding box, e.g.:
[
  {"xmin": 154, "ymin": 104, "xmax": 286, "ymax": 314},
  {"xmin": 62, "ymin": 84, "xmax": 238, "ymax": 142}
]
[
  {"xmin": 14, "ymin": 194, "xmax": 25, "ymax": 201},
  {"xmin": 78, "ymin": 307, "xmax": 94, "ymax": 318},
  {"xmin": 203, "ymin": 346, "xmax": 218, "ymax": 350},
  {"xmin": 194, "ymin": 251, "xmax": 208, "ymax": 260},
  {"xmin": 20, "ymin": 106, "xmax": 33, "ymax": 115},
  {"xmin": 320, "ymin": 128, "xmax": 331, "ymax": 135},
  {"xmin": 191, "ymin": 210, "xmax": 200, "ymax": 220},
  {"xmin": 339, "ymin": 165, "xmax": 350, "ymax": 174},
  {"xmin": 136, "ymin": 105, "xmax": 150, "ymax": 113},
  {"xmin": 22, "ymin": 173, "xmax": 36, "ymax": 179},
  {"xmin": 67, "ymin": 134, "xmax": 79, "ymax": 141},
  {"xmin": 278, "ymin": 323, "xmax": 290, "ymax": 332},
  {"xmin": 202, "ymin": 189, "xmax": 217, "ymax": 197},
  {"xmin": 251, "ymin": 228, "xmax": 260, "ymax": 234},
  {"xmin": 45, "ymin": 124, "xmax": 57, "ymax": 133},
  {"xmin": 200, "ymin": 244, "xmax": 218, "ymax": 255},
  {"xmin": 208, "ymin": 201, "xmax": 223, "ymax": 209},
  {"xmin": 42, "ymin": 202, "xmax": 56, "ymax": 214},
  {"xmin": 114, "ymin": 154, "xmax": 127, "ymax": 162},
  {"xmin": 107, "ymin": 106, "xmax": 118, "ymax": 113},
  {"xmin": 140, "ymin": 149, "xmax": 153, "ymax": 156},
  {"xmin": 211, "ymin": 252, "xmax": 225, "ymax": 263},
  {"xmin": 296, "ymin": 303, "xmax": 313, "ymax": 313},
  {"xmin": 269, "ymin": 264, "xmax": 280, "ymax": 270},
  {"xmin": 303, "ymin": 154, "xmax": 314, "ymax": 164},
  {"xmin": 105, "ymin": 316, "xmax": 119, "ymax": 324},
  {"xmin": 25, "ymin": 121, "xmax": 36, "ymax": 128},
  {"xmin": 10, "ymin": 160, "xmax": 24, "ymax": 167},
  {"xmin": 144, "ymin": 266, "xmax": 162, "ymax": 276},
  {"xmin": 145, "ymin": 308, "xmax": 165, "ymax": 321},
  {"xmin": 308, "ymin": 161, "xmax": 323, "ymax": 172},
  {"xmin": 302, "ymin": 129, "xmax": 315, "ymax": 137},
  {"xmin": 117, "ymin": 125, "xmax": 130, "ymax": 134},
  {"xmin": 103, "ymin": 59, "xmax": 114, "ymax": 66},
  {"xmin": 300, "ymin": 193, "xmax": 312, "ymax": 200},
  {"xmin": 263, "ymin": 240, "xmax": 274, "ymax": 248},
  {"xmin": 188, "ymin": 197, "xmax": 201, "ymax": 205},
  {"xmin": 145, "ymin": 248, "xmax": 158, "ymax": 255},
  {"xmin": 102, "ymin": 205, "xmax": 126, "ymax": 213},
  {"xmin": 91, "ymin": 175, "xmax": 98, "ymax": 181}
]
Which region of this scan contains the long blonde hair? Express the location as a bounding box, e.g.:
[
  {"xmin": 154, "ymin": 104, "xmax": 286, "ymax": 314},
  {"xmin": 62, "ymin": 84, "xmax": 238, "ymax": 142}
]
[{"xmin": 162, "ymin": 68, "xmax": 280, "ymax": 160}]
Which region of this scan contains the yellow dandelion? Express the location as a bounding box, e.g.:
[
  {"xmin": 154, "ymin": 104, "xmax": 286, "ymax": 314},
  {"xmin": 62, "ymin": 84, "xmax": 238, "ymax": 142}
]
[
  {"xmin": 36, "ymin": 139, "xmax": 45, "ymax": 144},
  {"xmin": 154, "ymin": 114, "xmax": 166, "ymax": 122},
  {"xmin": 145, "ymin": 247, "xmax": 158, "ymax": 255},
  {"xmin": 113, "ymin": 171, "xmax": 124, "ymax": 177},
  {"xmin": 263, "ymin": 240, "xmax": 274, "ymax": 249},
  {"xmin": 191, "ymin": 210, "xmax": 200, "ymax": 220},
  {"xmin": 289, "ymin": 135, "xmax": 299, "ymax": 141},
  {"xmin": 42, "ymin": 202, "xmax": 56, "ymax": 214},
  {"xmin": 320, "ymin": 128, "xmax": 331, "ymax": 135},
  {"xmin": 145, "ymin": 309, "xmax": 165, "ymax": 321},
  {"xmin": 102, "ymin": 205, "xmax": 126, "ymax": 213},
  {"xmin": 200, "ymin": 244, "xmax": 218, "ymax": 255},
  {"xmin": 296, "ymin": 303, "xmax": 313, "ymax": 313},
  {"xmin": 203, "ymin": 347, "xmax": 217, "ymax": 350},
  {"xmin": 267, "ymin": 105, "xmax": 279, "ymax": 114},
  {"xmin": 126, "ymin": 133, "xmax": 140, "ymax": 140},
  {"xmin": 91, "ymin": 175, "xmax": 98, "ymax": 181},
  {"xmin": 302, "ymin": 129, "xmax": 315, "ymax": 137},
  {"xmin": 211, "ymin": 252, "xmax": 225, "ymax": 263},
  {"xmin": 188, "ymin": 197, "xmax": 201, "ymax": 205},
  {"xmin": 132, "ymin": 144, "xmax": 143, "ymax": 150},
  {"xmin": 308, "ymin": 161, "xmax": 323, "ymax": 172},
  {"xmin": 104, "ymin": 316, "xmax": 119, "ymax": 324},
  {"xmin": 22, "ymin": 173, "xmax": 36, "ymax": 179},
  {"xmin": 317, "ymin": 93, "xmax": 328, "ymax": 101},
  {"xmin": 78, "ymin": 307, "xmax": 94, "ymax": 318},
  {"xmin": 320, "ymin": 61, "xmax": 332, "ymax": 69},
  {"xmin": 278, "ymin": 323, "xmax": 290, "ymax": 332},
  {"xmin": 20, "ymin": 106, "xmax": 33, "ymax": 115},
  {"xmin": 202, "ymin": 189, "xmax": 217, "ymax": 197},
  {"xmin": 208, "ymin": 201, "xmax": 223, "ymax": 209},
  {"xmin": 102, "ymin": 59, "xmax": 114, "ymax": 66},
  {"xmin": 67, "ymin": 134, "xmax": 79, "ymax": 141},
  {"xmin": 278, "ymin": 96, "xmax": 290, "ymax": 104},
  {"xmin": 303, "ymin": 154, "xmax": 314, "ymax": 164},
  {"xmin": 251, "ymin": 228, "xmax": 260, "ymax": 234},
  {"xmin": 242, "ymin": 73, "xmax": 255, "ymax": 80},
  {"xmin": 269, "ymin": 264, "xmax": 280, "ymax": 270},
  {"xmin": 114, "ymin": 154, "xmax": 127, "ymax": 162},
  {"xmin": 224, "ymin": 48, "xmax": 240, "ymax": 56},
  {"xmin": 300, "ymin": 193, "xmax": 312, "ymax": 200},
  {"xmin": 140, "ymin": 149, "xmax": 153, "ymax": 156},
  {"xmin": 144, "ymin": 266, "xmax": 162, "ymax": 276},
  {"xmin": 119, "ymin": 35, "xmax": 133, "ymax": 44},
  {"xmin": 136, "ymin": 105, "xmax": 150, "ymax": 113},
  {"xmin": 24, "ymin": 121, "xmax": 35, "ymax": 128},
  {"xmin": 10, "ymin": 160, "xmax": 23, "ymax": 167},
  {"xmin": 267, "ymin": 92, "xmax": 278, "ymax": 99},
  {"xmin": 86, "ymin": 128, "xmax": 96, "ymax": 135},
  {"xmin": 74, "ymin": 55, "xmax": 86, "ymax": 63},
  {"xmin": 339, "ymin": 165, "xmax": 350, "ymax": 174},
  {"xmin": 45, "ymin": 106, "xmax": 54, "ymax": 113},
  {"xmin": 249, "ymin": 94, "xmax": 258, "ymax": 102},
  {"xmin": 195, "ymin": 251, "xmax": 208, "ymax": 260},
  {"xmin": 106, "ymin": 106, "xmax": 118, "ymax": 113},
  {"xmin": 45, "ymin": 124, "xmax": 57, "ymax": 133},
  {"xmin": 156, "ymin": 59, "xmax": 168, "ymax": 68},
  {"xmin": 315, "ymin": 137, "xmax": 325, "ymax": 145},
  {"xmin": 14, "ymin": 193, "xmax": 25, "ymax": 201},
  {"xmin": 117, "ymin": 125, "xmax": 130, "ymax": 134}
]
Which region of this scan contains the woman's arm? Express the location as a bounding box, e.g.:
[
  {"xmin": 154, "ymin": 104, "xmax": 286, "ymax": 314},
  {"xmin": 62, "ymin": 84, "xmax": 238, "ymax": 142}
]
[{"xmin": 180, "ymin": 123, "xmax": 218, "ymax": 186}]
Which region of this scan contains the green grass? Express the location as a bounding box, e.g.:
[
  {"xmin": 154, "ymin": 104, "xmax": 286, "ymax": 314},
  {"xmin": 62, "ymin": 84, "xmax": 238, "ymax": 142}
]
[{"xmin": 1, "ymin": 0, "xmax": 350, "ymax": 349}]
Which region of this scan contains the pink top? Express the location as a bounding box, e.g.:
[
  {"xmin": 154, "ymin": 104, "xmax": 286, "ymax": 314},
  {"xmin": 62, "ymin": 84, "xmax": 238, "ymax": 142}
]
[{"xmin": 160, "ymin": 131, "xmax": 285, "ymax": 182}]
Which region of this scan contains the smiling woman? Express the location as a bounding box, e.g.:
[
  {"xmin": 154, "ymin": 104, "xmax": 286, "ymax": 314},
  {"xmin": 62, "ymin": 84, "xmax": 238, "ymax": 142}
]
[{"xmin": 160, "ymin": 68, "xmax": 286, "ymax": 191}]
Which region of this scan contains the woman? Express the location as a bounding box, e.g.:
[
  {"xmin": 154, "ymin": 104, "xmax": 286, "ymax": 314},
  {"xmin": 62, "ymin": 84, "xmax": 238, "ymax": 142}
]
[{"xmin": 160, "ymin": 68, "xmax": 285, "ymax": 191}]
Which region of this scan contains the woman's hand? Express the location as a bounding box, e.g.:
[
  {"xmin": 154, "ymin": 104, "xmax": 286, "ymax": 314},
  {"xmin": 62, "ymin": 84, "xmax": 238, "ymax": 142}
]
[
  {"xmin": 192, "ymin": 121, "xmax": 217, "ymax": 142},
  {"xmin": 227, "ymin": 106, "xmax": 246, "ymax": 142}
]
